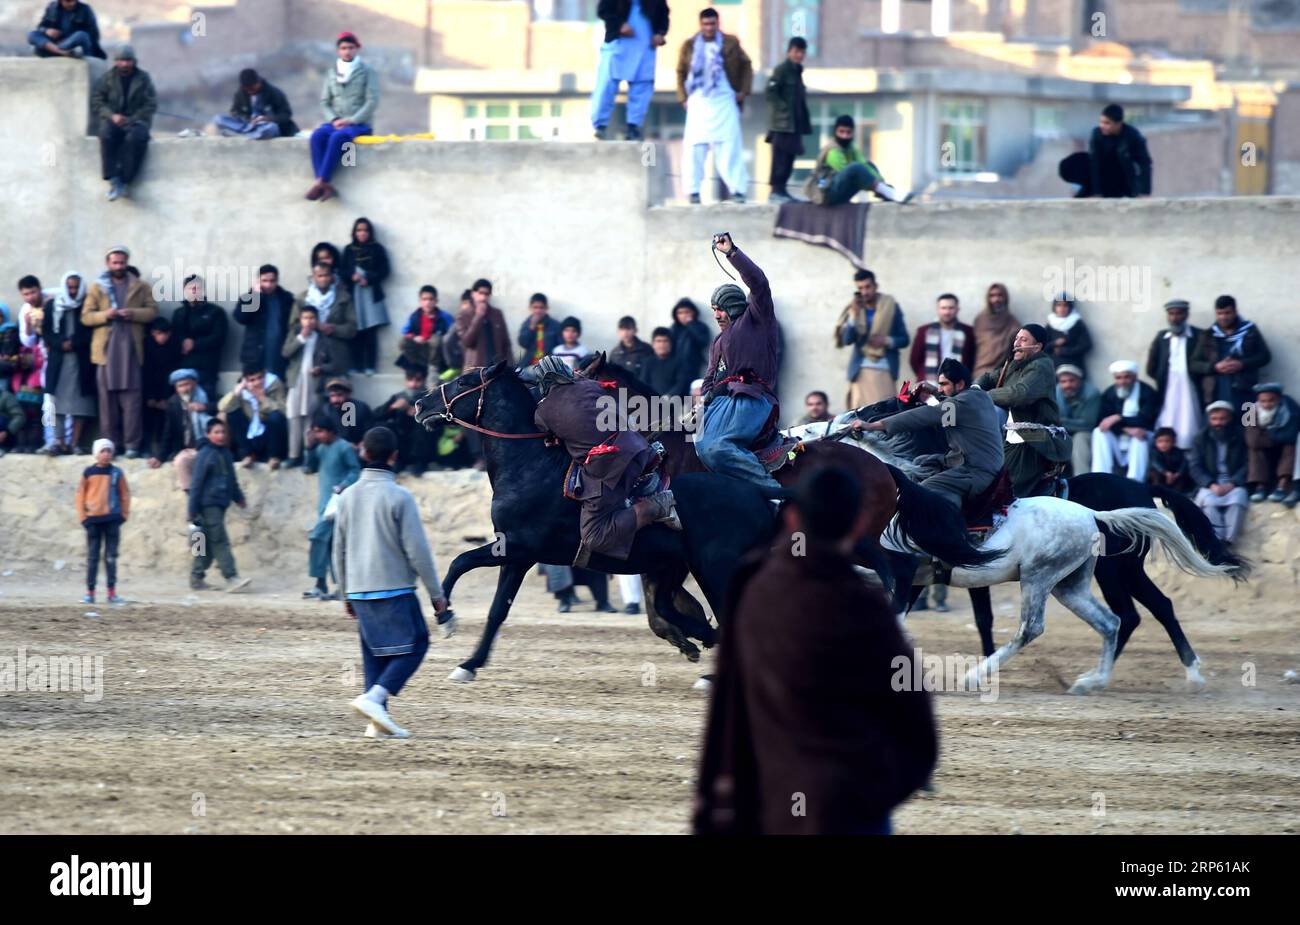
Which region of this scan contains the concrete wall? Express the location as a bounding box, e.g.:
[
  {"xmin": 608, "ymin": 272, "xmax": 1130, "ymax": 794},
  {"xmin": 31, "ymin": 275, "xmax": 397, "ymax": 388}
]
[{"xmin": 4, "ymin": 57, "xmax": 1300, "ymax": 415}]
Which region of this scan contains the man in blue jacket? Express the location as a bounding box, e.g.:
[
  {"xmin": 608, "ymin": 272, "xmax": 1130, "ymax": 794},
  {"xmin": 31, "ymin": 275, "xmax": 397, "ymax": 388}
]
[{"xmin": 834, "ymin": 269, "xmax": 909, "ymax": 409}]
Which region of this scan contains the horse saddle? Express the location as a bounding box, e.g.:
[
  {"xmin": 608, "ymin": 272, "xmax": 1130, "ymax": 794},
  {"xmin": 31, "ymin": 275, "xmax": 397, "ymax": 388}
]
[{"xmin": 962, "ymin": 466, "xmax": 1069, "ymax": 533}]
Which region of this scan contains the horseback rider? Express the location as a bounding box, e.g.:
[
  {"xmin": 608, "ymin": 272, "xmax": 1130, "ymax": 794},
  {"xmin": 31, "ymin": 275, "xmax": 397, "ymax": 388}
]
[
  {"xmin": 532, "ymin": 355, "xmax": 680, "ymax": 568},
  {"xmin": 694, "ymin": 232, "xmax": 784, "ymax": 491},
  {"xmin": 854, "ymin": 358, "xmax": 1003, "ymax": 512},
  {"xmin": 974, "ymin": 323, "xmax": 1072, "ymax": 497}
]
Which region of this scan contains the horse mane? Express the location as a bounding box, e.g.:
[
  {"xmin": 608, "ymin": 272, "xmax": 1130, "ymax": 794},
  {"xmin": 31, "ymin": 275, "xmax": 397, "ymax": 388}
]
[{"xmin": 580, "ymin": 354, "xmax": 663, "ymax": 399}]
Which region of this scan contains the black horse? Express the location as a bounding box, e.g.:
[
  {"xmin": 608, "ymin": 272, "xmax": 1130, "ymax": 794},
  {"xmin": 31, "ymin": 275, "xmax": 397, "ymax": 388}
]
[
  {"xmin": 856, "ymin": 398, "xmax": 1250, "ymax": 676},
  {"xmin": 412, "ymin": 362, "xmax": 789, "ymax": 679}
]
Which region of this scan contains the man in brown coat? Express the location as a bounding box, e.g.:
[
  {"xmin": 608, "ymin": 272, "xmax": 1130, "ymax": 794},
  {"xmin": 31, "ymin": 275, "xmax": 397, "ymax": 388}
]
[
  {"xmin": 453, "ymin": 278, "xmax": 513, "ymax": 468},
  {"xmin": 694, "ymin": 465, "xmax": 937, "ymax": 835},
  {"xmin": 532, "ymin": 357, "xmax": 677, "ymax": 567},
  {"xmin": 676, "ymin": 7, "xmax": 753, "ymax": 203},
  {"xmin": 81, "ymin": 245, "xmax": 159, "ymax": 457},
  {"xmin": 290, "ymin": 262, "xmax": 358, "ymax": 374}
]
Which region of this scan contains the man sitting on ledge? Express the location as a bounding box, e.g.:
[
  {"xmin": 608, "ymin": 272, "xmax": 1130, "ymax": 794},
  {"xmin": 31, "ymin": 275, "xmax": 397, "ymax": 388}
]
[
  {"xmin": 91, "ymin": 46, "xmax": 156, "ymax": 202},
  {"xmin": 28, "ymin": 0, "xmax": 104, "ymax": 59},
  {"xmin": 307, "ymin": 32, "xmax": 379, "ymax": 202}
]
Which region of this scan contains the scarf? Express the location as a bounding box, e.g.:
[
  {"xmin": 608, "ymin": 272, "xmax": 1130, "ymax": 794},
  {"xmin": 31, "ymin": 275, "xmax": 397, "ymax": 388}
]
[
  {"xmin": 1211, "ymin": 319, "xmax": 1254, "ymax": 356},
  {"xmin": 923, "ymin": 323, "xmax": 965, "ymax": 378},
  {"xmin": 686, "ymin": 33, "xmax": 726, "ymax": 96},
  {"xmin": 96, "ymin": 268, "xmax": 131, "ymax": 310},
  {"xmin": 833, "ymin": 294, "xmax": 896, "ymax": 361},
  {"xmin": 305, "ymin": 281, "xmax": 337, "ymax": 318},
  {"xmin": 1046, "ymin": 310, "xmax": 1081, "ymax": 333},
  {"xmin": 336, "ymin": 56, "xmax": 362, "ymax": 84},
  {"xmin": 180, "ymin": 385, "xmax": 212, "ymax": 443},
  {"xmin": 52, "ymin": 271, "xmax": 85, "ymax": 335},
  {"xmin": 973, "ymin": 307, "xmax": 1020, "ymax": 375},
  {"xmin": 240, "ymin": 372, "xmax": 281, "ymax": 440}
]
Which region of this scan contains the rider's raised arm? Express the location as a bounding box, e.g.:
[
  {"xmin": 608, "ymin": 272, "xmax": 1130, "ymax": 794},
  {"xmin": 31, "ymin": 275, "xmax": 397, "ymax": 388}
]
[{"xmin": 726, "ymin": 248, "xmax": 773, "ymax": 323}]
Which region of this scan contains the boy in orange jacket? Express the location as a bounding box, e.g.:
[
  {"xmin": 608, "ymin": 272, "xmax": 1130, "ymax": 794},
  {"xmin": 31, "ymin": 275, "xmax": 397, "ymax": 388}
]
[{"xmin": 75, "ymin": 438, "xmax": 130, "ymax": 604}]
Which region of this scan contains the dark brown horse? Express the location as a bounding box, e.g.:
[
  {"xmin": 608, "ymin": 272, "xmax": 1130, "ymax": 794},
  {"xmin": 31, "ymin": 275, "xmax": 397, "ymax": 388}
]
[{"xmin": 577, "ymin": 353, "xmax": 998, "ymax": 618}]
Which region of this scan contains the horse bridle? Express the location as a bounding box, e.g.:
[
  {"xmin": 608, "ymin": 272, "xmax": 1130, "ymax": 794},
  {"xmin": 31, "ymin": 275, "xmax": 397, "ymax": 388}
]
[{"xmin": 434, "ymin": 367, "xmax": 548, "ymax": 440}]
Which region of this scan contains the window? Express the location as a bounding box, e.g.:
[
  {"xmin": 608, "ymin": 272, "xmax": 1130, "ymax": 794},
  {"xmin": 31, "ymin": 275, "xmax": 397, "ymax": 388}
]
[
  {"xmin": 1033, "ymin": 104, "xmax": 1065, "ymax": 141},
  {"xmin": 463, "ymin": 100, "xmax": 564, "ymax": 140},
  {"xmin": 938, "ymin": 99, "xmax": 987, "ymax": 173}
]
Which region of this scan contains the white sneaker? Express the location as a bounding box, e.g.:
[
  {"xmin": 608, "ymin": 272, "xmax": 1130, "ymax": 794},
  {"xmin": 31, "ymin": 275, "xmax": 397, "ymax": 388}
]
[
  {"xmin": 224, "ymin": 576, "xmax": 252, "ymax": 593},
  {"xmin": 350, "ymin": 694, "xmax": 408, "ymax": 737},
  {"xmin": 363, "ymin": 722, "xmax": 410, "ymax": 740}
]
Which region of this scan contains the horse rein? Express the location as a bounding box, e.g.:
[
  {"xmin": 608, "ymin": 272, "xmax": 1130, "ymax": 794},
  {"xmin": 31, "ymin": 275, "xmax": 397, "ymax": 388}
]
[{"xmin": 435, "ymin": 367, "xmax": 548, "ymax": 440}]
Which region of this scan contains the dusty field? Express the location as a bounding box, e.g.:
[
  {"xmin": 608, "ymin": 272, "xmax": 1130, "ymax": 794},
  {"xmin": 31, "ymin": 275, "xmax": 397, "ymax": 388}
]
[
  {"xmin": 1, "ymin": 456, "xmax": 1297, "ymax": 834},
  {"xmin": 2, "ymin": 567, "xmax": 1297, "ymax": 835}
]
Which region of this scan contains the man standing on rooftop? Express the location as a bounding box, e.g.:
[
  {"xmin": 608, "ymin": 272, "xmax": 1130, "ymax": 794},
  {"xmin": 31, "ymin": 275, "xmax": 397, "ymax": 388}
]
[{"xmin": 592, "ymin": 0, "xmax": 669, "ymax": 141}]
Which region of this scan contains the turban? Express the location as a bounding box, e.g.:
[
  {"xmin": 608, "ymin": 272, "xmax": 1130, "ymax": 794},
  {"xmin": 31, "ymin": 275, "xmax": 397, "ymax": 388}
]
[
  {"xmin": 711, "ymin": 284, "xmax": 747, "ymax": 321},
  {"xmin": 104, "ymin": 245, "xmax": 130, "ymax": 260},
  {"xmin": 1205, "ymin": 401, "xmax": 1235, "ymax": 415},
  {"xmin": 1253, "ymin": 382, "xmax": 1283, "ymax": 396},
  {"xmin": 92, "ymin": 438, "xmax": 115, "ymax": 457},
  {"xmin": 1055, "ymin": 364, "xmax": 1084, "ymax": 379},
  {"xmin": 1163, "ymin": 299, "xmax": 1190, "ymax": 311},
  {"xmin": 1108, "ymin": 360, "xmax": 1139, "ymax": 375},
  {"xmin": 169, "ymin": 368, "xmax": 199, "ymax": 385}
]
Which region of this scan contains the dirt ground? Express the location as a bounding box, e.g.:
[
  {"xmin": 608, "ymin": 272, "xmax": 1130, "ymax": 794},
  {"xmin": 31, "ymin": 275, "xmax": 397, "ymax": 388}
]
[{"xmin": 2, "ymin": 564, "xmax": 1297, "ymax": 835}]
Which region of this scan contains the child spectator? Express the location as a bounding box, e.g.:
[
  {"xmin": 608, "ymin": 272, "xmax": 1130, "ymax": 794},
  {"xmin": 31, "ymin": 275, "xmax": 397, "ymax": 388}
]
[
  {"xmin": 551, "ymin": 316, "xmax": 591, "ymax": 370},
  {"xmin": 398, "ymin": 285, "xmax": 453, "ymax": 377},
  {"xmin": 516, "ymin": 292, "xmax": 562, "ymax": 366},
  {"xmin": 75, "ymin": 437, "xmax": 129, "ymax": 604},
  {"xmin": 303, "ymin": 413, "xmax": 360, "ymax": 600},
  {"xmin": 610, "ymin": 316, "xmax": 653, "ymax": 380},
  {"xmin": 1147, "ymin": 427, "xmax": 1194, "ymax": 495},
  {"xmin": 375, "ymin": 366, "xmax": 436, "ymax": 475},
  {"xmin": 0, "ymin": 302, "xmax": 43, "ymax": 448},
  {"xmin": 282, "ymin": 304, "xmax": 340, "ymax": 467},
  {"xmin": 142, "ymin": 316, "xmax": 183, "ymax": 457},
  {"xmin": 188, "ymin": 418, "xmax": 251, "ymax": 592}
]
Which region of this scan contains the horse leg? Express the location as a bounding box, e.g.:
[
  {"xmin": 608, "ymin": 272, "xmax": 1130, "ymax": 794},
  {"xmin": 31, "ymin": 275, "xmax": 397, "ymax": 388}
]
[
  {"xmin": 1050, "ymin": 561, "xmax": 1120, "ymax": 695},
  {"xmin": 441, "ymin": 542, "xmax": 504, "ymax": 602},
  {"xmin": 1094, "ymin": 555, "xmax": 1141, "ymax": 657},
  {"xmin": 962, "ymin": 580, "xmax": 1047, "ymax": 691},
  {"xmin": 968, "ymin": 586, "xmax": 996, "ymax": 658},
  {"xmin": 1128, "ymin": 566, "xmax": 1206, "ymax": 691},
  {"xmin": 642, "ymin": 573, "xmax": 703, "ymax": 663},
  {"xmin": 449, "ymin": 562, "xmax": 531, "ymax": 682},
  {"xmin": 880, "ymin": 549, "xmax": 917, "ymax": 616}
]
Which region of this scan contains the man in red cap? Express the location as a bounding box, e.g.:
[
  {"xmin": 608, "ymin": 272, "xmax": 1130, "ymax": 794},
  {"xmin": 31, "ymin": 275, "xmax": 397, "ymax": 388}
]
[{"xmin": 307, "ymin": 32, "xmax": 380, "ymax": 201}]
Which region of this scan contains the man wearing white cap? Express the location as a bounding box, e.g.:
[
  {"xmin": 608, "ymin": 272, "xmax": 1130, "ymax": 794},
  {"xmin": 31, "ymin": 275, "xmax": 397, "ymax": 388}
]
[
  {"xmin": 1190, "ymin": 401, "xmax": 1250, "ymax": 544},
  {"xmin": 1091, "ymin": 360, "xmax": 1159, "ymax": 481}
]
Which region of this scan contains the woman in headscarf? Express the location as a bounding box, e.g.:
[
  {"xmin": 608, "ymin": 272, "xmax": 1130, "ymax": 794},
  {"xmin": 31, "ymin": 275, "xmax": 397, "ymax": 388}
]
[
  {"xmin": 339, "ymin": 217, "xmax": 390, "ymax": 376},
  {"xmin": 41, "ymin": 272, "xmax": 98, "ymax": 453}
]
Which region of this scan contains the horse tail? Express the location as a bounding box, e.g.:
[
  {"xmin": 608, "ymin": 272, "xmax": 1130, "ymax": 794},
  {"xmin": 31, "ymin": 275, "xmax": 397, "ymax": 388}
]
[
  {"xmin": 1149, "ymin": 483, "xmax": 1252, "ymax": 581},
  {"xmin": 886, "ymin": 465, "xmax": 1002, "ymax": 568},
  {"xmin": 1092, "ymin": 507, "xmax": 1238, "ymax": 580}
]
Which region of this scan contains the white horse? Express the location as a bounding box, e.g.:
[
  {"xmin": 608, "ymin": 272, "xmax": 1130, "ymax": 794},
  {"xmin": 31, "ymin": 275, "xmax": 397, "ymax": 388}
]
[{"xmin": 884, "ymin": 495, "xmax": 1235, "ymax": 694}]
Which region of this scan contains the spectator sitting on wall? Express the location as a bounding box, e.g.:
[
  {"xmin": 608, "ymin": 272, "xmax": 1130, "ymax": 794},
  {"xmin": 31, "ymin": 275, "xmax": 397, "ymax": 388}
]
[
  {"xmin": 805, "ymin": 115, "xmax": 910, "ymax": 206},
  {"xmin": 1044, "ymin": 293, "xmax": 1092, "ymax": 374},
  {"xmin": 307, "ymin": 32, "xmax": 379, "ymax": 202},
  {"xmin": 218, "ymin": 365, "xmax": 288, "ymax": 469},
  {"xmin": 1088, "ymin": 103, "xmax": 1152, "ymax": 199},
  {"xmin": 1055, "ymin": 364, "xmax": 1100, "ymax": 478},
  {"xmin": 517, "ymin": 292, "xmax": 562, "ymax": 366},
  {"xmin": 1190, "ymin": 402, "xmax": 1250, "ymax": 546},
  {"xmin": 551, "ymin": 316, "xmax": 592, "ymax": 370},
  {"xmin": 213, "ymin": 68, "xmax": 298, "ymax": 140},
  {"xmin": 29, "ymin": 0, "xmax": 104, "ymax": 60},
  {"xmin": 1091, "ymin": 361, "xmax": 1159, "ymax": 482},
  {"xmin": 235, "ymin": 264, "xmax": 294, "ymax": 381},
  {"xmin": 142, "ymin": 316, "xmax": 182, "ymax": 459},
  {"xmin": 764, "ymin": 36, "xmax": 810, "ymax": 204},
  {"xmin": 398, "ymin": 285, "xmax": 454, "ymax": 378},
  {"xmin": 796, "ymin": 390, "xmax": 833, "ymax": 426},
  {"xmin": 909, "ymin": 292, "xmax": 975, "ymax": 383},
  {"xmin": 147, "ymin": 368, "xmax": 211, "ymax": 492},
  {"xmin": 610, "ymin": 315, "xmax": 653, "ymax": 380},
  {"xmin": 1193, "ymin": 294, "xmax": 1271, "ymax": 413},
  {"xmin": 1147, "ymin": 427, "xmax": 1194, "ymax": 495},
  {"xmin": 170, "ymin": 274, "xmax": 229, "ymax": 402},
  {"xmin": 91, "ymin": 46, "xmax": 156, "ymax": 202},
  {"xmin": 1244, "ymin": 383, "xmax": 1299, "ymax": 506}
]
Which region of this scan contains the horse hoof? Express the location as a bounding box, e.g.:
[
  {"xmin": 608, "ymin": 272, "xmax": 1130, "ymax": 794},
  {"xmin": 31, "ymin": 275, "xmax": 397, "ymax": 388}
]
[
  {"xmin": 692, "ymin": 676, "xmax": 713, "ymax": 693},
  {"xmin": 448, "ymin": 666, "xmax": 476, "ymax": 683},
  {"xmin": 1067, "ymin": 675, "xmax": 1105, "ymax": 695},
  {"xmin": 1185, "ymin": 665, "xmax": 1207, "ymax": 692}
]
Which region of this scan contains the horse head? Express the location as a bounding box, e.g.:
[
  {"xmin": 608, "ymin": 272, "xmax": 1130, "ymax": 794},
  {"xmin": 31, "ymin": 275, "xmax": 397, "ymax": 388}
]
[{"xmin": 414, "ymin": 361, "xmax": 527, "ymax": 433}]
